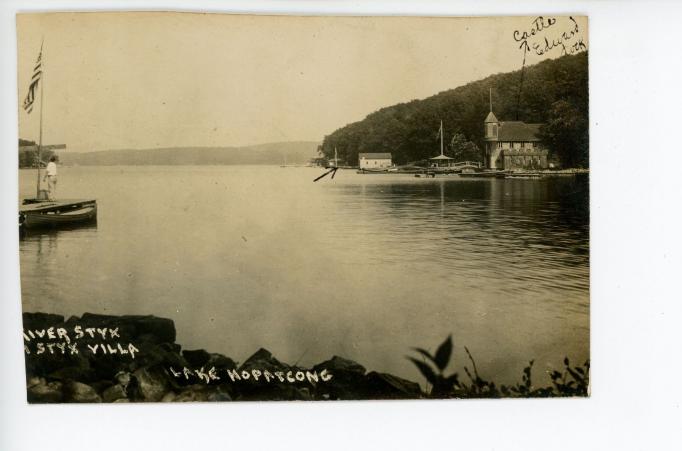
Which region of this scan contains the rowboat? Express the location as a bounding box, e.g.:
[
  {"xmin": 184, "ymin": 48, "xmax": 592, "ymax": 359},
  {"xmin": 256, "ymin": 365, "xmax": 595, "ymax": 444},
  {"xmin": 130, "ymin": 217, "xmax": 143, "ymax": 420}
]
[{"xmin": 20, "ymin": 199, "xmax": 97, "ymax": 229}]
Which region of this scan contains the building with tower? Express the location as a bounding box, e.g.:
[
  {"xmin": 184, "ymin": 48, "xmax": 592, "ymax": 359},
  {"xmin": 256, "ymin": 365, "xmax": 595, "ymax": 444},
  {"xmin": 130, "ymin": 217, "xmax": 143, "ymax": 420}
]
[{"xmin": 483, "ymin": 109, "xmax": 549, "ymax": 170}]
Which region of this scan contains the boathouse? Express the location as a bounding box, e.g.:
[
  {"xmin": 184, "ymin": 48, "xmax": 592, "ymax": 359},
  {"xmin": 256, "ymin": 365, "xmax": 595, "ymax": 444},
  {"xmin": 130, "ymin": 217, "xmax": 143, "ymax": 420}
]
[
  {"xmin": 483, "ymin": 111, "xmax": 548, "ymax": 170},
  {"xmin": 358, "ymin": 153, "xmax": 392, "ymax": 169}
]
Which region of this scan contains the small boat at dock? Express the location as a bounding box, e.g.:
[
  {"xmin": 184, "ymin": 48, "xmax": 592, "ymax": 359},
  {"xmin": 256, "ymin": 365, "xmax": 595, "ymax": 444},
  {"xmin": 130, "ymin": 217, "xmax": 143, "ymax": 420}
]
[
  {"xmin": 505, "ymin": 173, "xmax": 543, "ymax": 180},
  {"xmin": 459, "ymin": 171, "xmax": 505, "ymax": 178},
  {"xmin": 20, "ymin": 199, "xmax": 98, "ymax": 229}
]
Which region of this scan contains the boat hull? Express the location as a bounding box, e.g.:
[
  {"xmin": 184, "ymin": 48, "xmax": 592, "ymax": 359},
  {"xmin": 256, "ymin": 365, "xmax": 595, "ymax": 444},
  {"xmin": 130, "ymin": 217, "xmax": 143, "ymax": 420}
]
[{"xmin": 21, "ymin": 204, "xmax": 97, "ymax": 229}]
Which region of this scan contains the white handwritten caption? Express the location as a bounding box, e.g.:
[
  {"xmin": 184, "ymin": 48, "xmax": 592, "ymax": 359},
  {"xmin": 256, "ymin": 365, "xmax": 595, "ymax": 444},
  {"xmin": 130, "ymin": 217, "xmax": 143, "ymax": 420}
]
[
  {"xmin": 23, "ymin": 325, "xmax": 139, "ymax": 358},
  {"xmin": 169, "ymin": 366, "xmax": 334, "ymax": 385}
]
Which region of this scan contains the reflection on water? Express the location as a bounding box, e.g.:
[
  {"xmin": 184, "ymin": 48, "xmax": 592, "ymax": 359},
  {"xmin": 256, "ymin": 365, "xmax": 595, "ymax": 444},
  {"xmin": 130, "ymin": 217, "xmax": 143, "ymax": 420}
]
[
  {"xmin": 325, "ymin": 177, "xmax": 589, "ymax": 299},
  {"xmin": 19, "ymin": 167, "xmax": 589, "ymax": 384}
]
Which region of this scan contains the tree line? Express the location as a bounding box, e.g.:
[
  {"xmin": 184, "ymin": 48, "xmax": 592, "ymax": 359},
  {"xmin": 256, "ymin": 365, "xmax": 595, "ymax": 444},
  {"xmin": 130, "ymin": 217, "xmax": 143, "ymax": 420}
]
[{"xmin": 18, "ymin": 139, "xmax": 59, "ymax": 169}]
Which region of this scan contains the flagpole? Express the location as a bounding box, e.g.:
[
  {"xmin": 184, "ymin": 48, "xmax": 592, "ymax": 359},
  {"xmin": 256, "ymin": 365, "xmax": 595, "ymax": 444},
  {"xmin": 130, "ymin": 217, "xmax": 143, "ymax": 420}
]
[{"xmin": 35, "ymin": 40, "xmax": 44, "ymax": 198}]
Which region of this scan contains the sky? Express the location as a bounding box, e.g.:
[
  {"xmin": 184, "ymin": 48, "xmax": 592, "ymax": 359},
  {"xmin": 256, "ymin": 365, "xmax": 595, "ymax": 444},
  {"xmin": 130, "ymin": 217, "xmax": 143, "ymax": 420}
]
[{"xmin": 17, "ymin": 13, "xmax": 587, "ymax": 152}]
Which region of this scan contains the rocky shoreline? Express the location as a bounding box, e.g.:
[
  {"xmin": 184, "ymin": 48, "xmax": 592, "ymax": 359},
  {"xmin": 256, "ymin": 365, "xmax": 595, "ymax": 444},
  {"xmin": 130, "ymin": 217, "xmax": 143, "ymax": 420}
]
[{"xmin": 23, "ymin": 312, "xmax": 423, "ymax": 403}]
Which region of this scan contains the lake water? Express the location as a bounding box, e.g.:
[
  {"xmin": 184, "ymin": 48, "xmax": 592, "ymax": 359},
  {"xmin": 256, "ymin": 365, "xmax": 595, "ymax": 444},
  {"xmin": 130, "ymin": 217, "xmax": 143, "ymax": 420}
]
[{"xmin": 19, "ymin": 166, "xmax": 589, "ymax": 385}]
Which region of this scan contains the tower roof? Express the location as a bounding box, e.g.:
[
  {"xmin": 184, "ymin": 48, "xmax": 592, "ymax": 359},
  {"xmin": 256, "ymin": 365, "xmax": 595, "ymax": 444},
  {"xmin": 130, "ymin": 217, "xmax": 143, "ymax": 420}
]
[{"xmin": 484, "ymin": 111, "xmax": 498, "ymax": 123}]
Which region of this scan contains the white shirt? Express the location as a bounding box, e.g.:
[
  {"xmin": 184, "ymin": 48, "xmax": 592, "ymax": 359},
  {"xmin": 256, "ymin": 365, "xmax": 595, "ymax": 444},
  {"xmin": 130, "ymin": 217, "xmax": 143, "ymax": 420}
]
[{"xmin": 46, "ymin": 161, "xmax": 57, "ymax": 176}]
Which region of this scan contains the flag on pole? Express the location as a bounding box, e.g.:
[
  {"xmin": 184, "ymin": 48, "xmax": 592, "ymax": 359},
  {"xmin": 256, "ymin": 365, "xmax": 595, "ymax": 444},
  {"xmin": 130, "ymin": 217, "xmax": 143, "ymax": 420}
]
[{"xmin": 22, "ymin": 45, "xmax": 43, "ymax": 114}]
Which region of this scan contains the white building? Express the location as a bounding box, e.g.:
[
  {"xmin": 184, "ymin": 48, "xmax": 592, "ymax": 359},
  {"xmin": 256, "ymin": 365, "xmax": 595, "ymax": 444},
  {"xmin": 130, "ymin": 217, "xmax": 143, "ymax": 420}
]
[{"xmin": 358, "ymin": 153, "xmax": 392, "ymax": 169}]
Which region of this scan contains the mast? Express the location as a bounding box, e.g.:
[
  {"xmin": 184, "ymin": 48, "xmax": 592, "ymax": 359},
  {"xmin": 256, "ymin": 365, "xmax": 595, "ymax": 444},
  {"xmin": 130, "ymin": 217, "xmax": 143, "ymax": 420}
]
[
  {"xmin": 334, "ymin": 147, "xmax": 338, "ymax": 167},
  {"xmin": 36, "ymin": 40, "xmax": 45, "ymax": 198},
  {"xmin": 440, "ymin": 120, "xmax": 444, "ymax": 156},
  {"xmin": 489, "ymin": 87, "xmax": 492, "ymax": 112}
]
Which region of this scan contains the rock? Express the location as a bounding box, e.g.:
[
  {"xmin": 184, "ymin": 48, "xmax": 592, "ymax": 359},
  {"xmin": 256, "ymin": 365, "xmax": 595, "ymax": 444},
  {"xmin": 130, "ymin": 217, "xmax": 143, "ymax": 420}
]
[
  {"xmin": 182, "ymin": 349, "xmax": 211, "ymax": 367},
  {"xmin": 313, "ymin": 356, "xmax": 366, "ymax": 375},
  {"xmin": 27, "ymin": 380, "xmax": 63, "ymax": 403},
  {"xmin": 174, "ymin": 389, "xmax": 206, "ymax": 402},
  {"xmin": 102, "ymin": 384, "xmax": 128, "ymax": 402},
  {"xmin": 132, "ymin": 367, "xmax": 169, "ymax": 402},
  {"xmin": 77, "ymin": 312, "xmax": 176, "ymax": 344},
  {"xmin": 207, "ymin": 389, "xmax": 232, "ymax": 402},
  {"xmin": 64, "ymin": 381, "xmax": 102, "ymax": 403},
  {"xmin": 365, "ymin": 372, "xmax": 423, "ymax": 399},
  {"xmin": 25, "ymin": 352, "xmax": 92, "ymax": 384},
  {"xmin": 240, "ymin": 348, "xmax": 288, "ymax": 373},
  {"xmin": 27, "ymin": 376, "xmax": 44, "ymax": 388},
  {"xmin": 237, "ymin": 384, "xmax": 311, "ymax": 402},
  {"xmin": 207, "ymin": 353, "xmax": 237, "ymax": 371},
  {"xmin": 115, "ymin": 371, "xmax": 132, "ymax": 387},
  {"xmin": 121, "ymin": 315, "xmax": 176, "ymax": 343},
  {"xmin": 131, "ymin": 342, "xmax": 188, "ymax": 373},
  {"xmin": 297, "ymin": 387, "xmax": 313, "ymax": 401},
  {"xmin": 312, "ymin": 356, "xmax": 368, "ymax": 400},
  {"xmin": 89, "ymin": 380, "xmax": 114, "ymax": 395},
  {"xmin": 168, "ymin": 385, "xmax": 232, "ymax": 402},
  {"xmin": 161, "ymin": 391, "xmax": 177, "ymax": 402},
  {"xmin": 22, "ymin": 313, "xmax": 65, "ymax": 329},
  {"xmin": 21, "ymin": 312, "xmax": 429, "ymax": 403},
  {"xmin": 48, "ymin": 363, "xmax": 95, "ymax": 382}
]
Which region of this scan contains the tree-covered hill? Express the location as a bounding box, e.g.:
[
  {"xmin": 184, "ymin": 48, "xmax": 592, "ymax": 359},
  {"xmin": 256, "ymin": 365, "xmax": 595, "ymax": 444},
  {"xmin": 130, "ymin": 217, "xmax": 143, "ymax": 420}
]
[
  {"xmin": 320, "ymin": 52, "xmax": 588, "ymax": 167},
  {"xmin": 55, "ymin": 141, "xmax": 320, "ymax": 166}
]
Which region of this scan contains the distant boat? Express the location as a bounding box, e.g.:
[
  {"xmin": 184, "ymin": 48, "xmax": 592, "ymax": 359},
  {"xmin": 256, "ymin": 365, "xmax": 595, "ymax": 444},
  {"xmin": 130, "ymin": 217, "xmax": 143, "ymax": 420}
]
[
  {"xmin": 280, "ymin": 154, "xmax": 296, "ymax": 167},
  {"xmin": 328, "ymin": 147, "xmax": 339, "ymax": 168}
]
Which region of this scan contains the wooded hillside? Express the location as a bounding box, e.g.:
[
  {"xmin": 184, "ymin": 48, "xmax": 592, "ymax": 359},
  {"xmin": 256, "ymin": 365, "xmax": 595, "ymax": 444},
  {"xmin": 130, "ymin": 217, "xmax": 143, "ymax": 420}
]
[{"xmin": 320, "ymin": 52, "xmax": 588, "ymax": 167}]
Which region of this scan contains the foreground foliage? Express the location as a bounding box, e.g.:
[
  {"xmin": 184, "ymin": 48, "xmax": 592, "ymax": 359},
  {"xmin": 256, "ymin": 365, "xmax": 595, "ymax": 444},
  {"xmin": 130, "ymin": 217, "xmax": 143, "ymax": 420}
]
[{"xmin": 408, "ymin": 335, "xmax": 589, "ymax": 398}]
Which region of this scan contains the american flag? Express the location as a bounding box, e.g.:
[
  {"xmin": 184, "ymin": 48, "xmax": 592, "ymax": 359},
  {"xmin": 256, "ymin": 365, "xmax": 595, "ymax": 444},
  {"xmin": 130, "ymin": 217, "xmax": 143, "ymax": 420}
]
[{"xmin": 22, "ymin": 45, "xmax": 42, "ymax": 114}]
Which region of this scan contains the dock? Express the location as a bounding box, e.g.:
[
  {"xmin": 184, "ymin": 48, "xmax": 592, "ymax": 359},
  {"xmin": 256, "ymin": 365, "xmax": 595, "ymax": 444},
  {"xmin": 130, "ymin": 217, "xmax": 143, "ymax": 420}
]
[{"xmin": 20, "ymin": 198, "xmax": 97, "ymax": 213}]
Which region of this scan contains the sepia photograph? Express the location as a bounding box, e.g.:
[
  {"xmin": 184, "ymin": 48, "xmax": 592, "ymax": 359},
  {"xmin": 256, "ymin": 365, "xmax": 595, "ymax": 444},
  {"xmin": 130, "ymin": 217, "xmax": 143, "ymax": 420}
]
[{"xmin": 16, "ymin": 12, "xmax": 590, "ymax": 403}]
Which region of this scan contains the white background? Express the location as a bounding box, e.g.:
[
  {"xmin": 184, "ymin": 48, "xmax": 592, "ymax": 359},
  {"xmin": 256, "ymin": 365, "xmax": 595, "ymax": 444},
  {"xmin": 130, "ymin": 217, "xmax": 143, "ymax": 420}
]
[{"xmin": 1, "ymin": 1, "xmax": 681, "ymax": 450}]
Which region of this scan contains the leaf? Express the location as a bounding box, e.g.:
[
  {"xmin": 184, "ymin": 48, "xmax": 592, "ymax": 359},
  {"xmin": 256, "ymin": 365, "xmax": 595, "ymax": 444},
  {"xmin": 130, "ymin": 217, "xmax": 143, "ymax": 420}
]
[
  {"xmin": 434, "ymin": 335, "xmax": 453, "ymax": 371},
  {"xmin": 444, "ymin": 373, "xmax": 460, "ymax": 387},
  {"xmin": 566, "ymin": 367, "xmax": 585, "ymax": 385},
  {"xmin": 407, "ymin": 357, "xmax": 438, "ymax": 385},
  {"xmin": 411, "ymin": 347, "xmax": 436, "ymax": 365}
]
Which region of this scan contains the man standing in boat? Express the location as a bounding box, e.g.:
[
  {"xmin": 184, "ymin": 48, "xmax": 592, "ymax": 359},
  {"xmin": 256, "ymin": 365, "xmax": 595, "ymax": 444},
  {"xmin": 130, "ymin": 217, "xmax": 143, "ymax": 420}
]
[{"xmin": 43, "ymin": 155, "xmax": 57, "ymax": 200}]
